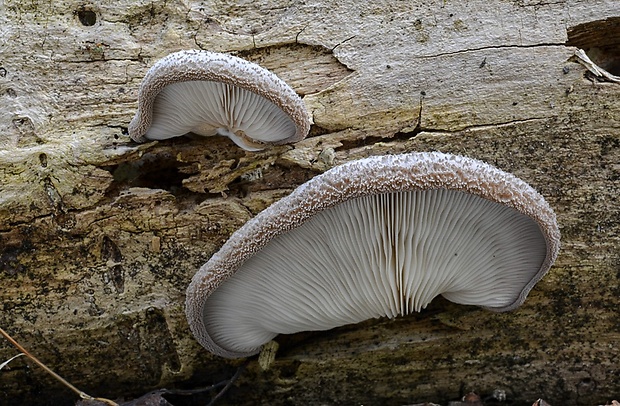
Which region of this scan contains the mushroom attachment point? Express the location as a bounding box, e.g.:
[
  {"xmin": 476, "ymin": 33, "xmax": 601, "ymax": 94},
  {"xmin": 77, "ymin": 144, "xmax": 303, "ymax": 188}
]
[
  {"xmin": 128, "ymin": 50, "xmax": 310, "ymax": 151},
  {"xmin": 186, "ymin": 152, "xmax": 561, "ymax": 358}
]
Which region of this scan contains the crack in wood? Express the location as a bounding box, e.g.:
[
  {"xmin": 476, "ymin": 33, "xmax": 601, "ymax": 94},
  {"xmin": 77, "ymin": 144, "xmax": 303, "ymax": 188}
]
[
  {"xmin": 419, "ymin": 43, "xmax": 568, "ymax": 59},
  {"xmin": 419, "ymin": 116, "xmax": 552, "ymax": 134},
  {"xmin": 237, "ymin": 43, "xmax": 353, "ymax": 96}
]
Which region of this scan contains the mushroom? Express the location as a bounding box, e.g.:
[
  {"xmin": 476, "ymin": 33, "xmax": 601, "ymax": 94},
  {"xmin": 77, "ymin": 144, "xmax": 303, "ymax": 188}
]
[
  {"xmin": 128, "ymin": 50, "xmax": 310, "ymax": 151},
  {"xmin": 186, "ymin": 152, "xmax": 560, "ymax": 359}
]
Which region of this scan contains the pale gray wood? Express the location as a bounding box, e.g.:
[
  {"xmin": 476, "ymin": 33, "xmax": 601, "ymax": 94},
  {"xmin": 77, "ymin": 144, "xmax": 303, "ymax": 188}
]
[{"xmin": 1, "ymin": 0, "xmax": 619, "ymax": 404}]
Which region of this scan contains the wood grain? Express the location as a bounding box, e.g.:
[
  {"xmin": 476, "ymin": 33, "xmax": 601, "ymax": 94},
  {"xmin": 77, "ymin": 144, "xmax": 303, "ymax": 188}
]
[{"xmin": 1, "ymin": 0, "xmax": 619, "ymax": 404}]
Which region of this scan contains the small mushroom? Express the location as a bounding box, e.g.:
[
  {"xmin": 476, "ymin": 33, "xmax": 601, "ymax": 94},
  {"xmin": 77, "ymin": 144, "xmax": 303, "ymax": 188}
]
[
  {"xmin": 129, "ymin": 50, "xmax": 310, "ymax": 151},
  {"xmin": 186, "ymin": 152, "xmax": 560, "ymax": 358}
]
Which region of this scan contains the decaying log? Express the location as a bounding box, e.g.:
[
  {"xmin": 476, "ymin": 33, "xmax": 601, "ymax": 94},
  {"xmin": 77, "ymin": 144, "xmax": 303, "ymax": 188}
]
[{"xmin": 1, "ymin": 1, "xmax": 619, "ymax": 405}]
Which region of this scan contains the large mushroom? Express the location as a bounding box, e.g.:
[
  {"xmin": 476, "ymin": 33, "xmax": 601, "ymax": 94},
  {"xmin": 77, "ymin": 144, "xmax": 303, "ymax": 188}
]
[
  {"xmin": 129, "ymin": 50, "xmax": 310, "ymax": 151},
  {"xmin": 186, "ymin": 152, "xmax": 560, "ymax": 359}
]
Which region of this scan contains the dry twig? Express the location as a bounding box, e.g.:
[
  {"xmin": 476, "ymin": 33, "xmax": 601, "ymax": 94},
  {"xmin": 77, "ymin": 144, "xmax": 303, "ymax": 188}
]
[{"xmin": 0, "ymin": 327, "xmax": 118, "ymax": 406}]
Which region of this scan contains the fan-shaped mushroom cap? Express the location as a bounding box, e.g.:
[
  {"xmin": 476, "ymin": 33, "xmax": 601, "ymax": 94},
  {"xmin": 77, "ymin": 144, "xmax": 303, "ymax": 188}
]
[
  {"xmin": 128, "ymin": 50, "xmax": 310, "ymax": 151},
  {"xmin": 186, "ymin": 152, "xmax": 560, "ymax": 359}
]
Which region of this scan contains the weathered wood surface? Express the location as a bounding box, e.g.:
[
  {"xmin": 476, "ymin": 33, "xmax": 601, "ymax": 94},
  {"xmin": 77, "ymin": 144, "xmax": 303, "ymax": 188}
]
[{"xmin": 1, "ymin": 0, "xmax": 619, "ymax": 405}]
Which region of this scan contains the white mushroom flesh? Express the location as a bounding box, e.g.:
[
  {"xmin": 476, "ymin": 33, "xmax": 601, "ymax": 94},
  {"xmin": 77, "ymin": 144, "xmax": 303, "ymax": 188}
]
[
  {"xmin": 204, "ymin": 188, "xmax": 547, "ymax": 355},
  {"xmin": 146, "ymin": 80, "xmax": 298, "ymax": 149},
  {"xmin": 128, "ymin": 50, "xmax": 310, "ymax": 149}
]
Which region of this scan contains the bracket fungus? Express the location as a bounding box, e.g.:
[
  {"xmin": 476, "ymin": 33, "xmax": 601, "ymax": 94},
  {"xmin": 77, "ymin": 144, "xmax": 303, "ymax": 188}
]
[
  {"xmin": 186, "ymin": 152, "xmax": 560, "ymax": 359},
  {"xmin": 128, "ymin": 50, "xmax": 310, "ymax": 151}
]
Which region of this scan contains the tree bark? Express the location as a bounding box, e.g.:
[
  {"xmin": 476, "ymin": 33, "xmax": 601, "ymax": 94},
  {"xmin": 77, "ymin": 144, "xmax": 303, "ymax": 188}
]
[{"xmin": 1, "ymin": 1, "xmax": 619, "ymax": 405}]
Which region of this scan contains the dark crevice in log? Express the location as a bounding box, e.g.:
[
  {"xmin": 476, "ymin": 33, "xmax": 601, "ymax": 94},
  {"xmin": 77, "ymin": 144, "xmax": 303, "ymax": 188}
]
[{"xmin": 567, "ymin": 17, "xmax": 620, "ymax": 76}]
